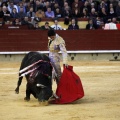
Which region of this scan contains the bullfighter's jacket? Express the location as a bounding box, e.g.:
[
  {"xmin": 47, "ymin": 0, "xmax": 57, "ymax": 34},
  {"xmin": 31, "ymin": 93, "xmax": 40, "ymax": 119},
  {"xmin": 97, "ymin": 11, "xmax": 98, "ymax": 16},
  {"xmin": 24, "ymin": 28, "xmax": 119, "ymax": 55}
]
[
  {"xmin": 48, "ymin": 34, "xmax": 68, "ymax": 83},
  {"xmin": 48, "ymin": 34, "xmax": 68, "ymax": 64}
]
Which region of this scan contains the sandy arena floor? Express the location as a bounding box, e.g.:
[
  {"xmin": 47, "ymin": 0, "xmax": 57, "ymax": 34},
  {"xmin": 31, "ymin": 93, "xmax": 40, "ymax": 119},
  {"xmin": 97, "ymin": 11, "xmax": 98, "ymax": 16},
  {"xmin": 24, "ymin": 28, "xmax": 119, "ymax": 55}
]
[{"xmin": 0, "ymin": 61, "xmax": 120, "ymax": 120}]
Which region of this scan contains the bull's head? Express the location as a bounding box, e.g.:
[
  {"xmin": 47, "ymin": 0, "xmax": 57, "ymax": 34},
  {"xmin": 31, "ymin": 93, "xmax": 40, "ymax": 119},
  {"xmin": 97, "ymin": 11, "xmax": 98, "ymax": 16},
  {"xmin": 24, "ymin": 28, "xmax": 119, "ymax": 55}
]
[{"xmin": 36, "ymin": 84, "xmax": 53, "ymax": 105}]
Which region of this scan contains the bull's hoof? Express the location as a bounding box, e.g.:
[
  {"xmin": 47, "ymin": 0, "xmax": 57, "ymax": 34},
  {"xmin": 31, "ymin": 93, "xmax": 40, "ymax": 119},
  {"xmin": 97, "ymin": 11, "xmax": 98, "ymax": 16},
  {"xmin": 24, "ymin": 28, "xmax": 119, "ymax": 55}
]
[
  {"xmin": 15, "ymin": 91, "xmax": 19, "ymax": 94},
  {"xmin": 24, "ymin": 97, "xmax": 30, "ymax": 101},
  {"xmin": 39, "ymin": 100, "xmax": 48, "ymax": 106},
  {"xmin": 15, "ymin": 88, "xmax": 19, "ymax": 94}
]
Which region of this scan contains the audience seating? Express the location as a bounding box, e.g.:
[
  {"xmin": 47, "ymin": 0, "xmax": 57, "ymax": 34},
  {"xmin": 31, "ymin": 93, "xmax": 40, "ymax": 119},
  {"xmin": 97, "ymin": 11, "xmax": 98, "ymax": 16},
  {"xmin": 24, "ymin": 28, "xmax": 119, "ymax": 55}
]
[{"xmin": 0, "ymin": 18, "xmax": 88, "ymax": 29}]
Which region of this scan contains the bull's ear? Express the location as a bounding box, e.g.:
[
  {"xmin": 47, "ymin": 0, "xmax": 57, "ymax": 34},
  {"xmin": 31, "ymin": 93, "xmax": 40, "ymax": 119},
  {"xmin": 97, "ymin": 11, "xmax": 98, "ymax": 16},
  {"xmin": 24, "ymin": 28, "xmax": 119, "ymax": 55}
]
[{"xmin": 36, "ymin": 84, "xmax": 46, "ymax": 88}]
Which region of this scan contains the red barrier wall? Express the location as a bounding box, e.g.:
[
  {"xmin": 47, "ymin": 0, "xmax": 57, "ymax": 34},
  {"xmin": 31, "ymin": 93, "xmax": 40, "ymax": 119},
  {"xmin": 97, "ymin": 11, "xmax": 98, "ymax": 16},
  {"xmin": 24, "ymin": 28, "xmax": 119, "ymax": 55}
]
[{"xmin": 0, "ymin": 30, "xmax": 120, "ymax": 52}]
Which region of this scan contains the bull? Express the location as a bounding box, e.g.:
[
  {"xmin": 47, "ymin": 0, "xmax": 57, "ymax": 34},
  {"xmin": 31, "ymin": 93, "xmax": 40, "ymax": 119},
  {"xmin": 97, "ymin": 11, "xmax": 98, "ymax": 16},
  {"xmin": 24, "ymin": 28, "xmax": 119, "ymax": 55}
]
[{"xmin": 15, "ymin": 51, "xmax": 53, "ymax": 105}]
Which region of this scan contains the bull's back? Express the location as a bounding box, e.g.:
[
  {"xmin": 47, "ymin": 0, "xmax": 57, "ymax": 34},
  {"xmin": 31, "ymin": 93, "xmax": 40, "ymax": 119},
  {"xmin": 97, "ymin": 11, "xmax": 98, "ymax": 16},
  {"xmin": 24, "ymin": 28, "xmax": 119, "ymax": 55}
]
[{"xmin": 20, "ymin": 52, "xmax": 50, "ymax": 70}]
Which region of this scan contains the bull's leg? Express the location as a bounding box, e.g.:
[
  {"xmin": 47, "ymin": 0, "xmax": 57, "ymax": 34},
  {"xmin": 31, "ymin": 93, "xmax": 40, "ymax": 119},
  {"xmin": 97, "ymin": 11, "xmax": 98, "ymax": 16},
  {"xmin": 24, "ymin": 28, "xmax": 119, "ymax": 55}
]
[
  {"xmin": 24, "ymin": 83, "xmax": 31, "ymax": 101},
  {"xmin": 24, "ymin": 84, "xmax": 38, "ymax": 101},
  {"xmin": 31, "ymin": 86, "xmax": 38, "ymax": 99},
  {"xmin": 15, "ymin": 76, "xmax": 23, "ymax": 94}
]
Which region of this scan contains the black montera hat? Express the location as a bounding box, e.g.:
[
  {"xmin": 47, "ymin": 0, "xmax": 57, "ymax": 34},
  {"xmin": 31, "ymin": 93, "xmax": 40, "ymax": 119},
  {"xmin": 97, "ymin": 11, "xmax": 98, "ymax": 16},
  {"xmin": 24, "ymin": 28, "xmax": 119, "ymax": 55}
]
[{"xmin": 48, "ymin": 29, "xmax": 56, "ymax": 37}]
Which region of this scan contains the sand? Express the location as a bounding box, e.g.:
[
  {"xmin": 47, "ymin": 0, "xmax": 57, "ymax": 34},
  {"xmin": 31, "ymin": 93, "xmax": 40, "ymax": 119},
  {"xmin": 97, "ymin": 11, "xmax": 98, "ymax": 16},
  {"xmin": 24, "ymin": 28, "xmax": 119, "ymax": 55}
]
[{"xmin": 0, "ymin": 61, "xmax": 120, "ymax": 120}]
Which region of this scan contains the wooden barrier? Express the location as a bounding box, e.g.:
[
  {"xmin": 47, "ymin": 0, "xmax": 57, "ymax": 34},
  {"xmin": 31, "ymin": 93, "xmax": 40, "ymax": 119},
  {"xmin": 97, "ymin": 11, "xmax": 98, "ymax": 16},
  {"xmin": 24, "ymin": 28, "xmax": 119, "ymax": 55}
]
[{"xmin": 0, "ymin": 29, "xmax": 120, "ymax": 52}]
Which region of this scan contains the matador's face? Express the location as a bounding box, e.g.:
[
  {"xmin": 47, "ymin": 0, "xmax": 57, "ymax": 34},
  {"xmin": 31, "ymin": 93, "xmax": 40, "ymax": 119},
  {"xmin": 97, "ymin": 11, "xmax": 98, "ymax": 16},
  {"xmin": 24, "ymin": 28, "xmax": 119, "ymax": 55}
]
[{"xmin": 49, "ymin": 35, "xmax": 56, "ymax": 40}]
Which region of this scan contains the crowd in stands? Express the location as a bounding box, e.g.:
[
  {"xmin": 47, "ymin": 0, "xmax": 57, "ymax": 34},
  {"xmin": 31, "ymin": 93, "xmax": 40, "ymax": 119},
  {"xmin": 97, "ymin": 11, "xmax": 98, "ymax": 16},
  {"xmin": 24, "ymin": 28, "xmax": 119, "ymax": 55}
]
[{"xmin": 0, "ymin": 0, "xmax": 120, "ymax": 30}]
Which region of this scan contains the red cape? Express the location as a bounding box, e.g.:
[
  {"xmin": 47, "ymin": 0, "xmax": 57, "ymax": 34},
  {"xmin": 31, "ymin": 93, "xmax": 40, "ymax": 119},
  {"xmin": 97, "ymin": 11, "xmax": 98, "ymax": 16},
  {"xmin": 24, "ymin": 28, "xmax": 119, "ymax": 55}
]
[{"xmin": 53, "ymin": 65, "xmax": 84, "ymax": 104}]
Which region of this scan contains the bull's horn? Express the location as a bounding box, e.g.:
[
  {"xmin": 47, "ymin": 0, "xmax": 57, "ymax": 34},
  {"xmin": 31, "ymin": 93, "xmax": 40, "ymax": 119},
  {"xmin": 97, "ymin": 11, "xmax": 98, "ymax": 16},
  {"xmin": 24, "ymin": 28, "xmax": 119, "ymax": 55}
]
[{"xmin": 36, "ymin": 84, "xmax": 46, "ymax": 88}]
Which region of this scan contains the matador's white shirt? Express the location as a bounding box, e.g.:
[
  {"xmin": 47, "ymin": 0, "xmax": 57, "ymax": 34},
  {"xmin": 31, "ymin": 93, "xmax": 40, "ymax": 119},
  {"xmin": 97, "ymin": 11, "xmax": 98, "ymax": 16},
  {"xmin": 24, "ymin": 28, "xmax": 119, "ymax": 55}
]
[
  {"xmin": 51, "ymin": 24, "xmax": 63, "ymax": 30},
  {"xmin": 48, "ymin": 34, "xmax": 67, "ymax": 64}
]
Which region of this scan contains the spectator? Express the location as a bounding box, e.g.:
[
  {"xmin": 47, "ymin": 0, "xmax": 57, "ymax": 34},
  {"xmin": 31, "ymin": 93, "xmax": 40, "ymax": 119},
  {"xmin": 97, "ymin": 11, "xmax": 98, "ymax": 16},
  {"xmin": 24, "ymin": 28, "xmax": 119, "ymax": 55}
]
[
  {"xmin": 82, "ymin": 1, "xmax": 91, "ymax": 14},
  {"xmin": 7, "ymin": 1, "xmax": 18, "ymax": 13},
  {"xmin": 45, "ymin": 7, "xmax": 55, "ymax": 18},
  {"xmin": 21, "ymin": 16, "xmax": 34, "ymax": 29},
  {"xmin": 34, "ymin": 22, "xmax": 41, "ymax": 29},
  {"xmin": 68, "ymin": 18, "xmax": 79, "ymax": 30},
  {"xmin": 81, "ymin": 8, "xmax": 89, "ymax": 18},
  {"xmin": 21, "ymin": 16, "xmax": 31, "ymax": 25},
  {"xmin": 90, "ymin": 2, "xmax": 98, "ymax": 12},
  {"xmin": 72, "ymin": 0, "xmax": 80, "ymax": 10},
  {"xmin": 72, "ymin": 0, "xmax": 84, "ymax": 11},
  {"xmin": 18, "ymin": 2, "xmax": 26, "ymax": 13},
  {"xmin": 112, "ymin": 17, "xmax": 118, "ymax": 24},
  {"xmin": 34, "ymin": 0, "xmax": 43, "ymax": 12},
  {"xmin": 27, "ymin": 7, "xmax": 35, "ymax": 18},
  {"xmin": 108, "ymin": 7, "xmax": 117, "ymax": 20},
  {"xmin": 89, "ymin": 7, "xmax": 98, "ymax": 25},
  {"xmin": 51, "ymin": 19, "xmax": 63, "ymax": 30},
  {"xmin": 10, "ymin": 8, "xmax": 19, "ymax": 18},
  {"xmin": 72, "ymin": 2, "xmax": 81, "ymax": 18},
  {"xmin": 98, "ymin": 7, "xmax": 108, "ymax": 24},
  {"xmin": 104, "ymin": 17, "xmax": 117, "ymax": 30},
  {"xmin": 62, "ymin": 1, "xmax": 72, "ymax": 18},
  {"xmin": 35, "ymin": 8, "xmax": 45, "ymax": 18},
  {"xmin": 1, "ymin": 6, "xmax": 11, "ymax": 22},
  {"xmin": 18, "ymin": 7, "xmax": 27, "ymax": 19},
  {"xmin": 40, "ymin": 0, "xmax": 46, "ymax": 7},
  {"xmin": 92, "ymin": 0, "xmax": 100, "ymax": 12},
  {"xmin": 89, "ymin": 8, "xmax": 98, "ymax": 19},
  {"xmin": 62, "ymin": 5, "xmax": 72, "ymax": 18},
  {"xmin": 96, "ymin": 17, "xmax": 104, "ymax": 28},
  {"xmin": 98, "ymin": 0, "xmax": 108, "ymax": 13},
  {"xmin": 52, "ymin": 2, "xmax": 60, "ymax": 12},
  {"xmin": 108, "ymin": 3, "xmax": 115, "ymax": 12},
  {"xmin": 62, "ymin": 0, "xmax": 70, "ymax": 10},
  {"xmin": 12, "ymin": 18, "xmax": 21, "ymax": 25},
  {"xmin": 43, "ymin": 1, "xmax": 51, "ymax": 12},
  {"xmin": 41, "ymin": 21, "xmax": 52, "ymax": 30},
  {"xmin": 54, "ymin": 7, "xmax": 63, "ymax": 18},
  {"xmin": 25, "ymin": 1, "xmax": 34, "ymax": 13},
  {"xmin": 59, "ymin": 0, "xmax": 71, "ymax": 8},
  {"xmin": 110, "ymin": 0, "xmax": 118, "ymax": 10},
  {"xmin": 86, "ymin": 19, "xmax": 98, "ymax": 30}
]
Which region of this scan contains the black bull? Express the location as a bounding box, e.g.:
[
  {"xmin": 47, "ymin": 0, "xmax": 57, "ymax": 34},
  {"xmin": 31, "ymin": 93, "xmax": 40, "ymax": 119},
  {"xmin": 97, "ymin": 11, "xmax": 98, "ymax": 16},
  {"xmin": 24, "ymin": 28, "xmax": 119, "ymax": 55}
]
[{"xmin": 15, "ymin": 52, "xmax": 53, "ymax": 103}]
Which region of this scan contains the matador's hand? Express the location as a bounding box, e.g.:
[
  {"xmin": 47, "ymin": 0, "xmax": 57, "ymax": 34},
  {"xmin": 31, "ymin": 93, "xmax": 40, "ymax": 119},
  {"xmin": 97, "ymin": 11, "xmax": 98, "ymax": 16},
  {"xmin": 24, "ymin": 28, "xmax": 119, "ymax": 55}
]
[{"xmin": 63, "ymin": 64, "xmax": 68, "ymax": 68}]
